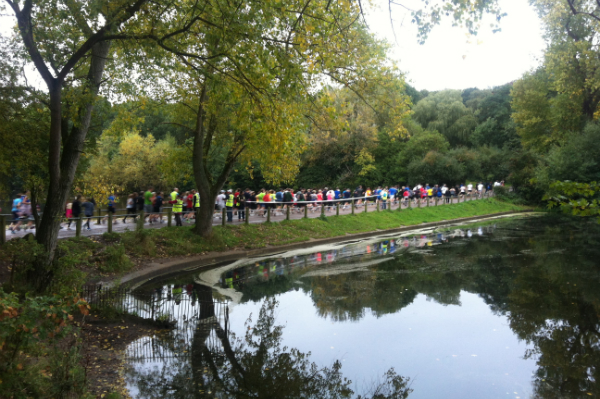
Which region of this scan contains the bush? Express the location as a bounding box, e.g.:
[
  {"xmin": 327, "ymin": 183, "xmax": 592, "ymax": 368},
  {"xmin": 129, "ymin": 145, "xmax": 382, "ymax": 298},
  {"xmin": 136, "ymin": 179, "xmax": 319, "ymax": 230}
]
[
  {"xmin": 0, "ymin": 289, "xmax": 91, "ymax": 398},
  {"xmin": 99, "ymin": 244, "xmax": 133, "ymax": 273}
]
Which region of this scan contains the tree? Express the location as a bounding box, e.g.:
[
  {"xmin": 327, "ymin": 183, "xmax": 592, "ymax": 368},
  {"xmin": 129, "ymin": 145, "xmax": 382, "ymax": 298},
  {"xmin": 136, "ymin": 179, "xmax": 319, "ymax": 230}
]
[
  {"xmin": 2, "ymin": 0, "xmax": 227, "ymax": 289},
  {"xmin": 128, "ymin": 0, "xmax": 408, "ymax": 238},
  {"xmin": 412, "ymin": 90, "xmax": 478, "ymax": 147}
]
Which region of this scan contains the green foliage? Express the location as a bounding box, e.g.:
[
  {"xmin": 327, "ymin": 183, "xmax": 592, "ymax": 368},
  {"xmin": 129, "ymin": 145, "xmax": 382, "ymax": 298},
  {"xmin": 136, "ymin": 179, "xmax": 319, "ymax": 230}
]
[
  {"xmin": 412, "ymin": 90, "xmax": 478, "ymax": 147},
  {"xmin": 99, "ymin": 244, "xmax": 133, "ymax": 273},
  {"xmin": 544, "ymin": 181, "xmax": 600, "ymax": 217},
  {"xmin": 0, "ymin": 289, "xmax": 90, "ymax": 399}
]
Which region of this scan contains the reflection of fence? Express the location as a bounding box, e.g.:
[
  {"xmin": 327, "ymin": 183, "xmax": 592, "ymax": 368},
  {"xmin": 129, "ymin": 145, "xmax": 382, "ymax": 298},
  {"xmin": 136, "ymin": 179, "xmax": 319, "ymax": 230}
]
[
  {"xmin": 125, "ymin": 327, "xmax": 228, "ymax": 363},
  {"xmin": 81, "ymin": 285, "xmax": 229, "ymax": 329}
]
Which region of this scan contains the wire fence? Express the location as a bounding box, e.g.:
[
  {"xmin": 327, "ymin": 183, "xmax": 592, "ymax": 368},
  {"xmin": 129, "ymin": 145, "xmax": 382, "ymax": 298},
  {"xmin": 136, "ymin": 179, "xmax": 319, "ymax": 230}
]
[{"xmin": 0, "ymin": 191, "xmax": 496, "ymax": 244}]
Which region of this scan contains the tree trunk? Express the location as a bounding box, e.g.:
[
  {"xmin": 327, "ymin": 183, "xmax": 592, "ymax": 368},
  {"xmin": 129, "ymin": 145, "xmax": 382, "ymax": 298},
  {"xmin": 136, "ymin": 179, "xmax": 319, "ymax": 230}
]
[{"xmin": 32, "ymin": 42, "xmax": 112, "ymax": 291}]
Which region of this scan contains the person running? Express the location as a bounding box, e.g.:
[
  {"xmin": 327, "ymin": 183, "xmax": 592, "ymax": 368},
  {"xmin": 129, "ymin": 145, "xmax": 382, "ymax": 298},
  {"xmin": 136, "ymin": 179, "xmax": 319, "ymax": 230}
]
[
  {"xmin": 150, "ymin": 192, "xmax": 164, "ymax": 223},
  {"xmin": 143, "ymin": 187, "xmax": 153, "ymax": 222},
  {"xmin": 214, "ymin": 190, "xmax": 226, "ymax": 219},
  {"xmin": 380, "ymin": 188, "xmax": 388, "ymax": 209},
  {"xmin": 103, "ymin": 192, "xmax": 118, "ymax": 224},
  {"xmin": 123, "ymin": 193, "xmax": 137, "ymax": 223},
  {"xmin": 68, "ymin": 195, "xmax": 82, "ymax": 230},
  {"xmin": 236, "ymin": 188, "xmax": 246, "ymax": 221},
  {"xmin": 19, "ymin": 193, "xmax": 34, "ymax": 231},
  {"xmin": 81, "ymin": 196, "xmax": 95, "ymax": 230},
  {"xmin": 9, "ymin": 193, "xmax": 23, "ymax": 234},
  {"xmin": 467, "ymin": 182, "xmax": 473, "ymax": 196}
]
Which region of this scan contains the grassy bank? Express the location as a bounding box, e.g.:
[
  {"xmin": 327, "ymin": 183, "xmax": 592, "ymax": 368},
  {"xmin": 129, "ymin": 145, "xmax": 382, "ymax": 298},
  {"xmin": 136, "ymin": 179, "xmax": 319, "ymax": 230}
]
[{"xmin": 0, "ymin": 199, "xmax": 529, "ymax": 288}]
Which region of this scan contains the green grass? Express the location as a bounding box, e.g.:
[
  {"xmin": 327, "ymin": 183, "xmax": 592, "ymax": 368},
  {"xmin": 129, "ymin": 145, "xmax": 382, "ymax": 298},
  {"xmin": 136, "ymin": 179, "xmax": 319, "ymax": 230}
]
[
  {"xmin": 117, "ymin": 198, "xmax": 528, "ymax": 256},
  {"xmin": 0, "ymin": 199, "xmax": 528, "ymax": 288}
]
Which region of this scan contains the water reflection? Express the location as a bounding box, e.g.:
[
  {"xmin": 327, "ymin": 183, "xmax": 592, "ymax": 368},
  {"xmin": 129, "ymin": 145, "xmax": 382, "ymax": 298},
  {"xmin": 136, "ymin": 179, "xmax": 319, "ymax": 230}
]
[
  {"xmin": 125, "ymin": 298, "xmax": 412, "ymax": 399},
  {"xmin": 129, "ymin": 215, "xmax": 600, "ymax": 398}
]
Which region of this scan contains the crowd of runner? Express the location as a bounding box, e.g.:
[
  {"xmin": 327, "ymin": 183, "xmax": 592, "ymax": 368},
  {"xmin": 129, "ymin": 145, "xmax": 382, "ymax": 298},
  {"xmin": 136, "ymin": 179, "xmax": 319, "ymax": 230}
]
[{"xmin": 5, "ymin": 181, "xmax": 503, "ymax": 233}]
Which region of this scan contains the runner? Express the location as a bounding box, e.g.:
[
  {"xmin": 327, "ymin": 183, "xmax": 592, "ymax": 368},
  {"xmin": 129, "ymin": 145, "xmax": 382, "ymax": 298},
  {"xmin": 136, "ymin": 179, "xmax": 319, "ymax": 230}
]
[
  {"xmin": 9, "ymin": 193, "xmax": 23, "ymax": 234},
  {"xmin": 81, "ymin": 196, "xmax": 95, "ymax": 230},
  {"xmin": 144, "ymin": 187, "xmax": 153, "ymax": 222},
  {"xmin": 123, "ymin": 193, "xmax": 137, "ymax": 223},
  {"xmin": 68, "ymin": 195, "xmax": 81, "ymax": 230}
]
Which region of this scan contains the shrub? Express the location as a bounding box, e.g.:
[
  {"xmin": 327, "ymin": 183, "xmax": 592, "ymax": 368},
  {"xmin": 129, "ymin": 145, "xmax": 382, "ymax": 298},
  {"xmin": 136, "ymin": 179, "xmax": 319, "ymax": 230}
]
[{"xmin": 99, "ymin": 244, "xmax": 133, "ymax": 273}]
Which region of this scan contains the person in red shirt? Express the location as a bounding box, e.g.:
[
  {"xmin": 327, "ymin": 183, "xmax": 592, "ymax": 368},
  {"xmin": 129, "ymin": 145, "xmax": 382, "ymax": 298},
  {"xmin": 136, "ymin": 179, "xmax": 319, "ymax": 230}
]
[{"xmin": 185, "ymin": 191, "xmax": 194, "ymax": 222}]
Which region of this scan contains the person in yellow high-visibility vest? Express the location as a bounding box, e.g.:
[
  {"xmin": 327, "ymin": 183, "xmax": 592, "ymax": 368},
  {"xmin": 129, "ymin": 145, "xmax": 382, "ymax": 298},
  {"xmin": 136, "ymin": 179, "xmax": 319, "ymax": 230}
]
[
  {"xmin": 225, "ymin": 189, "xmax": 234, "ymax": 222},
  {"xmin": 170, "ymin": 188, "xmax": 179, "ymax": 201},
  {"xmin": 169, "ymin": 193, "xmax": 184, "ymax": 226}
]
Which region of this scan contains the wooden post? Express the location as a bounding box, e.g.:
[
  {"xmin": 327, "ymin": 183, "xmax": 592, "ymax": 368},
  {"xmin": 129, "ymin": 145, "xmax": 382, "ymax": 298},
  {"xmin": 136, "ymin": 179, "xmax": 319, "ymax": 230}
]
[
  {"xmin": 0, "ymin": 215, "xmax": 5, "ymax": 245},
  {"xmin": 351, "ymin": 200, "xmax": 355, "ymax": 215},
  {"xmin": 222, "ymin": 208, "xmax": 226, "ymax": 226},
  {"xmin": 96, "ymin": 208, "xmax": 102, "ymax": 224},
  {"xmin": 286, "ymin": 205, "xmax": 290, "ymax": 221},
  {"xmin": 336, "ymin": 202, "xmax": 340, "ymax": 216},
  {"xmin": 427, "ymin": 197, "xmax": 430, "ymax": 207},
  {"xmin": 320, "ymin": 203, "xmax": 325, "ymax": 217},
  {"xmin": 167, "ymin": 208, "xmax": 172, "ymax": 227},
  {"xmin": 418, "ymin": 198, "xmax": 421, "ymax": 208},
  {"xmin": 76, "ymin": 217, "xmax": 83, "ymax": 237},
  {"xmin": 266, "ymin": 207, "xmax": 271, "ymax": 223},
  {"xmin": 388, "ymin": 200, "xmax": 392, "ymax": 211},
  {"xmin": 245, "ymin": 207, "xmax": 249, "ymax": 224},
  {"xmin": 408, "ymin": 198, "xmax": 412, "ymax": 208},
  {"xmin": 376, "ymin": 201, "xmax": 380, "ymax": 212},
  {"xmin": 137, "ymin": 210, "xmax": 144, "ymax": 230},
  {"xmin": 304, "ymin": 205, "xmax": 308, "ymax": 219},
  {"xmin": 364, "ymin": 200, "xmax": 368, "ymax": 213},
  {"xmin": 108, "ymin": 212, "xmax": 113, "ymax": 233}
]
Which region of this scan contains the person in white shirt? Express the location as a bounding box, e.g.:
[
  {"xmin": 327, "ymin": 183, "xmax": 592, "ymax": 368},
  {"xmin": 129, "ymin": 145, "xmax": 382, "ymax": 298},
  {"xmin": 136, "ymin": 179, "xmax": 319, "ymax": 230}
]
[{"xmin": 467, "ymin": 183, "xmax": 473, "ymax": 194}]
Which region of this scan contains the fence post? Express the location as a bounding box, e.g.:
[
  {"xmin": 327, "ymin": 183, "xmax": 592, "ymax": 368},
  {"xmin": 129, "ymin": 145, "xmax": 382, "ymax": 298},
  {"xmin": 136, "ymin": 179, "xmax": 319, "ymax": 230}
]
[
  {"xmin": 408, "ymin": 198, "xmax": 412, "ymax": 208},
  {"xmin": 304, "ymin": 205, "xmax": 308, "ymax": 219},
  {"xmin": 336, "ymin": 202, "xmax": 340, "ymax": 216},
  {"xmin": 137, "ymin": 211, "xmax": 144, "ymax": 231},
  {"xmin": 76, "ymin": 217, "xmax": 83, "ymax": 237},
  {"xmin": 320, "ymin": 203, "xmax": 325, "ymax": 217},
  {"xmin": 222, "ymin": 208, "xmax": 226, "ymax": 226},
  {"xmin": 376, "ymin": 201, "xmax": 380, "ymax": 212},
  {"xmin": 418, "ymin": 198, "xmax": 421, "ymax": 208},
  {"xmin": 245, "ymin": 207, "xmax": 250, "ymax": 225},
  {"xmin": 108, "ymin": 212, "xmax": 113, "ymax": 233},
  {"xmin": 167, "ymin": 208, "xmax": 172, "ymax": 227},
  {"xmin": 351, "ymin": 200, "xmax": 355, "ymax": 215},
  {"xmin": 96, "ymin": 208, "xmax": 102, "ymax": 224},
  {"xmin": 426, "ymin": 197, "xmax": 430, "ymax": 207},
  {"xmin": 0, "ymin": 215, "xmax": 5, "ymax": 245},
  {"xmin": 266, "ymin": 207, "xmax": 271, "ymax": 223},
  {"xmin": 364, "ymin": 200, "xmax": 368, "ymax": 213},
  {"xmin": 286, "ymin": 205, "xmax": 290, "ymax": 221}
]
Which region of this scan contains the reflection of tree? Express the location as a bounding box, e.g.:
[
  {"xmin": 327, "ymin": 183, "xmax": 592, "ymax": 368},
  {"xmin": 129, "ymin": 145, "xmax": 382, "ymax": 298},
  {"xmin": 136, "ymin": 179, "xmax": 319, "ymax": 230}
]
[
  {"xmin": 191, "ymin": 298, "xmax": 412, "ymax": 399},
  {"xmin": 212, "ymin": 215, "xmax": 600, "ymax": 397},
  {"xmin": 128, "ymin": 297, "xmax": 412, "ymax": 398}
]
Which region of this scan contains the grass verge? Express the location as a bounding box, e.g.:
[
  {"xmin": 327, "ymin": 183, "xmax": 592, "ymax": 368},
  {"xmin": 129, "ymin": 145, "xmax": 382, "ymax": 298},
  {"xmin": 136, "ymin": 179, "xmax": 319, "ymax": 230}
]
[{"xmin": 0, "ymin": 199, "xmax": 529, "ymax": 287}]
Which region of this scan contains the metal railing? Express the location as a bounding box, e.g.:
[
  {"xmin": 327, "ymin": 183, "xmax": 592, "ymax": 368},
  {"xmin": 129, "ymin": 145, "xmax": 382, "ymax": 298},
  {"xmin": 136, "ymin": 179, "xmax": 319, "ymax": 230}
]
[{"xmin": 0, "ymin": 190, "xmax": 496, "ymax": 244}]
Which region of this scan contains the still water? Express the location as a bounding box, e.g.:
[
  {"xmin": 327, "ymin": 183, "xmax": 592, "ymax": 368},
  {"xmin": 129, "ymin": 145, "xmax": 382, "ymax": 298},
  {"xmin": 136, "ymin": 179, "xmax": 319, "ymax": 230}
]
[{"xmin": 124, "ymin": 214, "xmax": 600, "ymax": 398}]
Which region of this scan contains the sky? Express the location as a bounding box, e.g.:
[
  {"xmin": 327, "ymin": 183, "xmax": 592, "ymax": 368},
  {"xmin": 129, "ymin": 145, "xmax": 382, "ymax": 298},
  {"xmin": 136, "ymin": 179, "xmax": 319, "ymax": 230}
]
[
  {"xmin": 0, "ymin": 0, "xmax": 546, "ymax": 93},
  {"xmin": 364, "ymin": 0, "xmax": 547, "ymax": 91}
]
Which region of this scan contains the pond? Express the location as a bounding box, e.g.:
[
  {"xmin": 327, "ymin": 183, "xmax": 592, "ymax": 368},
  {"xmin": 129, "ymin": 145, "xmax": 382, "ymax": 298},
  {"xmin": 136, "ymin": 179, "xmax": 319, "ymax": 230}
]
[{"xmin": 123, "ymin": 214, "xmax": 600, "ymax": 398}]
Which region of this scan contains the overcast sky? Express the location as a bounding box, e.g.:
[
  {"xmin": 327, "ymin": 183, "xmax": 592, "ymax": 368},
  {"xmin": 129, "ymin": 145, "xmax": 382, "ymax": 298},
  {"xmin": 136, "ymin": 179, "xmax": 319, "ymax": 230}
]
[
  {"xmin": 365, "ymin": 0, "xmax": 546, "ymax": 91},
  {"xmin": 0, "ymin": 0, "xmax": 545, "ymax": 93}
]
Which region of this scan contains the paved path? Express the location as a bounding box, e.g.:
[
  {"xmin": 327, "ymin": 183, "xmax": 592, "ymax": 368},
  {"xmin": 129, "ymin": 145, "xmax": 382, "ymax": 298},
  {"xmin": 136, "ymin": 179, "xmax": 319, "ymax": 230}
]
[{"xmin": 4, "ymin": 194, "xmax": 493, "ymax": 241}]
